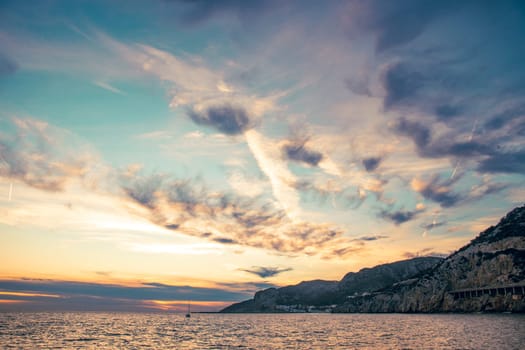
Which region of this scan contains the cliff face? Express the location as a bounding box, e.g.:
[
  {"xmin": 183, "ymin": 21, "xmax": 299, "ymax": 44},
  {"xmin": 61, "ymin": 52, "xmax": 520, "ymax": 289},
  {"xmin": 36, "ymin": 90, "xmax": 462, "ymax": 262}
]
[
  {"xmin": 221, "ymin": 205, "xmax": 525, "ymax": 313},
  {"xmin": 220, "ymin": 257, "xmax": 442, "ymax": 313},
  {"xmin": 338, "ymin": 257, "xmax": 442, "ymax": 296},
  {"xmin": 334, "ymin": 205, "xmax": 525, "ymax": 313}
]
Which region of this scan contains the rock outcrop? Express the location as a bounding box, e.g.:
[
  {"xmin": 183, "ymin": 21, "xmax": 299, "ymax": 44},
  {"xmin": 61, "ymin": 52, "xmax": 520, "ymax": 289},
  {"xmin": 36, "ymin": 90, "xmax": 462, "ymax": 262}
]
[
  {"xmin": 334, "ymin": 205, "xmax": 525, "ymax": 313},
  {"xmin": 222, "ymin": 205, "xmax": 525, "ymax": 313},
  {"xmin": 221, "ymin": 257, "xmax": 442, "ymax": 313}
]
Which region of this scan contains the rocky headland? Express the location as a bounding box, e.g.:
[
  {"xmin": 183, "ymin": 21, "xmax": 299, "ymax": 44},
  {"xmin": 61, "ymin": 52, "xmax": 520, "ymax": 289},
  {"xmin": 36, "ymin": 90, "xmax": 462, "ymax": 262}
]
[{"xmin": 221, "ymin": 205, "xmax": 525, "ymax": 313}]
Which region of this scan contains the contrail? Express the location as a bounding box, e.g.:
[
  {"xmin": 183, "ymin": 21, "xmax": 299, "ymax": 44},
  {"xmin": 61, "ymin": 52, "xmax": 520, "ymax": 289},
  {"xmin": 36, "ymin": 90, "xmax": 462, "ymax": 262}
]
[
  {"xmin": 244, "ymin": 129, "xmax": 300, "ymax": 219},
  {"xmin": 8, "ymin": 183, "xmax": 12, "ymax": 201},
  {"xmin": 450, "ymin": 119, "xmax": 478, "ymax": 180},
  {"xmin": 423, "ymin": 211, "xmax": 439, "ymax": 237},
  {"xmin": 468, "ymin": 119, "xmax": 478, "ymax": 142},
  {"xmin": 450, "ymin": 162, "xmax": 460, "ymax": 180}
]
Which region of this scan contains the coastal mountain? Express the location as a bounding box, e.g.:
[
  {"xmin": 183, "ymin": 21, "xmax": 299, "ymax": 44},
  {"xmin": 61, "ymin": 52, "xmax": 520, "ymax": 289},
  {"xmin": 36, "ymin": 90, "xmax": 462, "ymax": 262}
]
[
  {"xmin": 221, "ymin": 205, "xmax": 525, "ymax": 313},
  {"xmin": 335, "ymin": 205, "xmax": 525, "ymax": 313},
  {"xmin": 221, "ymin": 257, "xmax": 442, "ymax": 313}
]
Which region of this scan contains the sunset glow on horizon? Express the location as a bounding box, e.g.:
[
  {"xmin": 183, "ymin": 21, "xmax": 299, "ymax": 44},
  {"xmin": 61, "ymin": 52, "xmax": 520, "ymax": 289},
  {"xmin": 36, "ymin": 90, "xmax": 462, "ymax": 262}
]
[{"xmin": 1, "ymin": 0, "xmax": 524, "ymax": 311}]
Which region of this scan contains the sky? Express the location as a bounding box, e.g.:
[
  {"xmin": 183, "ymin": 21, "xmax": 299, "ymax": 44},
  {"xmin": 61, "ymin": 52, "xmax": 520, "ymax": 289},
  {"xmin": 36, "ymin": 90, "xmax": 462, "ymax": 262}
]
[{"xmin": 0, "ymin": 0, "xmax": 524, "ymax": 312}]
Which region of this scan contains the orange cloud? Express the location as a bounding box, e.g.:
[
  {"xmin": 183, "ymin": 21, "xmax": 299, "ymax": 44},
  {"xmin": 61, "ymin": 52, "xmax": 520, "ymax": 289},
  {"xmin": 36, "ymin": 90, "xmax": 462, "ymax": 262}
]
[
  {"xmin": 0, "ymin": 299, "xmax": 28, "ymax": 304},
  {"xmin": 0, "ymin": 291, "xmax": 61, "ymax": 298}
]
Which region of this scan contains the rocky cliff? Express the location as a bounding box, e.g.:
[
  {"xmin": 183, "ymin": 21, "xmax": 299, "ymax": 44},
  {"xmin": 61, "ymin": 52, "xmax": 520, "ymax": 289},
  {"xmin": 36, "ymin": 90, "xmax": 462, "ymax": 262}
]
[
  {"xmin": 334, "ymin": 205, "xmax": 525, "ymax": 313},
  {"xmin": 221, "ymin": 257, "xmax": 441, "ymax": 313},
  {"xmin": 221, "ymin": 205, "xmax": 525, "ymax": 313}
]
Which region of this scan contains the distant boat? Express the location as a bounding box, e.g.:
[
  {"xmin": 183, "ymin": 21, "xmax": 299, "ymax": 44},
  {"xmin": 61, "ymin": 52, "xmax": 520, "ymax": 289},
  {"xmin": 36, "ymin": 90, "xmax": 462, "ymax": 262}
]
[{"xmin": 185, "ymin": 301, "xmax": 191, "ymax": 318}]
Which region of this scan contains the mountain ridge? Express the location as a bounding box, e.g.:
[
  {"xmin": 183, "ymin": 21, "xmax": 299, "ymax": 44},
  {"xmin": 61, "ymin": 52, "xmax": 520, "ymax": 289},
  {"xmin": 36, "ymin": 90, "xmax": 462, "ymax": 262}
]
[
  {"xmin": 221, "ymin": 256, "xmax": 442, "ymax": 313},
  {"xmin": 221, "ymin": 205, "xmax": 525, "ymax": 313}
]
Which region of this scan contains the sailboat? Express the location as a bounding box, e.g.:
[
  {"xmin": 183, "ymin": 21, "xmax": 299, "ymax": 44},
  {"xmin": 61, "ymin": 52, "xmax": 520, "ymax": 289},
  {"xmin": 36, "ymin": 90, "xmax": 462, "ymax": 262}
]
[{"xmin": 185, "ymin": 301, "xmax": 191, "ymax": 318}]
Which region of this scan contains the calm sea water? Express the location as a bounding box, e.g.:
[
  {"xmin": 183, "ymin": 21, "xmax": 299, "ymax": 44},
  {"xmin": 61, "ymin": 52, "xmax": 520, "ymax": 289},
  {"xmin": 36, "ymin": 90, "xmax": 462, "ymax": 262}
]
[{"xmin": 0, "ymin": 312, "xmax": 524, "ymax": 349}]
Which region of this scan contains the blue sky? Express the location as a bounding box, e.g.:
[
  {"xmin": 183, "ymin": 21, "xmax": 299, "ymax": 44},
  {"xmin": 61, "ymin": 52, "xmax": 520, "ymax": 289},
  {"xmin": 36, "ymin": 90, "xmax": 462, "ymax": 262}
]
[{"xmin": 0, "ymin": 0, "xmax": 524, "ymax": 312}]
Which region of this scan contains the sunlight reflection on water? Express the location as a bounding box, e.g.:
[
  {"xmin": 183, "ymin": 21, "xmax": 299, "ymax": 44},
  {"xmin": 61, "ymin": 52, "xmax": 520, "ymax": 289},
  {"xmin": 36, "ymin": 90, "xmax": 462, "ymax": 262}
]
[{"xmin": 0, "ymin": 312, "xmax": 524, "ymax": 349}]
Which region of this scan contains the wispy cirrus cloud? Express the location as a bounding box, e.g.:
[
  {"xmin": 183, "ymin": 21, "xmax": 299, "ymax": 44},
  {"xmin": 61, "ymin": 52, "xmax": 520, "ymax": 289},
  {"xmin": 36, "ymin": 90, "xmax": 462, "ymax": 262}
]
[
  {"xmin": 0, "ymin": 118, "xmax": 96, "ymax": 192},
  {"xmin": 410, "ymin": 175, "xmax": 507, "ymax": 208},
  {"xmin": 0, "ymin": 278, "xmax": 257, "ymax": 312},
  {"xmin": 0, "ymin": 116, "xmax": 364, "ymax": 259},
  {"xmin": 342, "ymin": 0, "xmax": 525, "ymax": 189},
  {"xmin": 93, "ymin": 31, "xmax": 303, "ymax": 220},
  {"xmin": 119, "ymin": 169, "xmax": 361, "ymax": 257},
  {"xmin": 244, "ymin": 129, "xmax": 302, "ymax": 218},
  {"xmin": 98, "ymin": 33, "xmax": 281, "ymax": 118}
]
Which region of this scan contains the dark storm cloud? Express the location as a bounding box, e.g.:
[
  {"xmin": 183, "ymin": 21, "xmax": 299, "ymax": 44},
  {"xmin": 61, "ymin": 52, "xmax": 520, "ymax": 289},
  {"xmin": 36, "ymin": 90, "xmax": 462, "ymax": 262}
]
[
  {"xmin": 240, "ymin": 266, "xmax": 292, "ymax": 278},
  {"xmin": 282, "ymin": 140, "xmax": 323, "ymax": 167},
  {"xmin": 0, "ymin": 52, "xmax": 17, "ymax": 76},
  {"xmin": 362, "ymin": 156, "xmax": 382, "ymax": 172},
  {"xmin": 188, "ymin": 104, "xmax": 255, "ymax": 135}
]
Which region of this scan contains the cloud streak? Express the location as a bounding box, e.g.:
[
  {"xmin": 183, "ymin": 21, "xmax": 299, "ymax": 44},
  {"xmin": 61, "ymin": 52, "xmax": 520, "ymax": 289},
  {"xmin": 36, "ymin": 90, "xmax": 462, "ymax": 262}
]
[
  {"xmin": 411, "ymin": 175, "xmax": 507, "ymax": 208},
  {"xmin": 0, "ymin": 118, "xmax": 95, "ymax": 192},
  {"xmin": 240, "ymin": 266, "xmax": 292, "ymax": 278},
  {"xmin": 244, "ymin": 129, "xmax": 301, "ymax": 218},
  {"xmin": 120, "ymin": 168, "xmax": 361, "ymax": 257},
  {"xmin": 0, "ymin": 278, "xmax": 257, "ymax": 312}
]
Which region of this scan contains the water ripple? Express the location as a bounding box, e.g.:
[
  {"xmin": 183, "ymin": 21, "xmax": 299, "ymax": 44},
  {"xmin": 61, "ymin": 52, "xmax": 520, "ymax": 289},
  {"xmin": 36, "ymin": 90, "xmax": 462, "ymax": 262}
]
[{"xmin": 0, "ymin": 313, "xmax": 524, "ymax": 349}]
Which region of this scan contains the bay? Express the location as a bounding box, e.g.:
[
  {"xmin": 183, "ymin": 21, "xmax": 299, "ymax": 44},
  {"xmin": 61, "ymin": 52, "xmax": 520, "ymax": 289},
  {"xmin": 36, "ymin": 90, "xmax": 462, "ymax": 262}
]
[{"xmin": 1, "ymin": 312, "xmax": 524, "ymax": 349}]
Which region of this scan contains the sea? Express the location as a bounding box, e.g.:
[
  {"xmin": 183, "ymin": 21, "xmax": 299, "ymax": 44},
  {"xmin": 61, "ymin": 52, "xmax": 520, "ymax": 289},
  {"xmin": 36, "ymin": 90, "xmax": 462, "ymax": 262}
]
[{"xmin": 0, "ymin": 312, "xmax": 524, "ymax": 349}]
